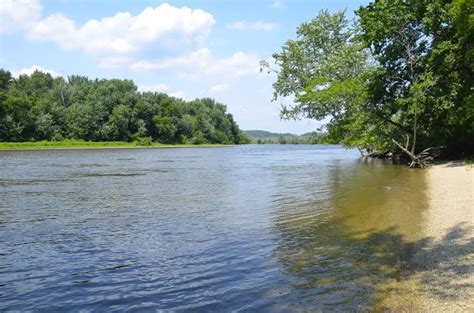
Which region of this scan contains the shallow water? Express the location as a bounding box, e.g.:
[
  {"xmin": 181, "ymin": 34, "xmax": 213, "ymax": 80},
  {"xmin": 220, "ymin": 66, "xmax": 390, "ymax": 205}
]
[{"xmin": 0, "ymin": 145, "xmax": 432, "ymax": 311}]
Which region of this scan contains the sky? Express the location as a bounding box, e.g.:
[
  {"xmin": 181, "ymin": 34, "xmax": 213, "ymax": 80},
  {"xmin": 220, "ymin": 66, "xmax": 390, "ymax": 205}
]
[{"xmin": 0, "ymin": 0, "xmax": 369, "ymax": 134}]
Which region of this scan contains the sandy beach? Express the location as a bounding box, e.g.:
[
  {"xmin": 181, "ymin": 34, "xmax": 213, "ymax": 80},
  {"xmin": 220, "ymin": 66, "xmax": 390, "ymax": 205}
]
[
  {"xmin": 374, "ymin": 162, "xmax": 473, "ymax": 312},
  {"xmin": 426, "ymin": 162, "xmax": 473, "ymax": 237},
  {"xmin": 420, "ymin": 162, "xmax": 474, "ymax": 311},
  {"xmin": 407, "ymin": 162, "xmax": 472, "ymax": 311}
]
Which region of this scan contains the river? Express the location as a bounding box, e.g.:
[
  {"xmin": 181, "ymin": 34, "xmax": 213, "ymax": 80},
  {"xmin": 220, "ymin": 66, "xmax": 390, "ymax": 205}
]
[{"xmin": 0, "ymin": 145, "xmax": 437, "ymax": 311}]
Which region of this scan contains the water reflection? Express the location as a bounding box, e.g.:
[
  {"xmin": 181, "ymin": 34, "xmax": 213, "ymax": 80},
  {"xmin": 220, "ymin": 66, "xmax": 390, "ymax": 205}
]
[
  {"xmin": 0, "ymin": 146, "xmax": 471, "ymax": 311},
  {"xmin": 272, "ymin": 158, "xmax": 473, "ymax": 311}
]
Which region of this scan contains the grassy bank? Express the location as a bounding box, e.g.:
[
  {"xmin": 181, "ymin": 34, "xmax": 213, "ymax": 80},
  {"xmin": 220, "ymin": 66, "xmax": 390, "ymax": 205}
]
[{"xmin": 0, "ymin": 140, "xmax": 232, "ymax": 151}]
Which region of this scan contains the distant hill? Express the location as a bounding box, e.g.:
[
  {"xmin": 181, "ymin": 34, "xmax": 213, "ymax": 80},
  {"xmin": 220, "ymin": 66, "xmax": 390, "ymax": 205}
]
[
  {"xmin": 244, "ymin": 130, "xmax": 297, "ymax": 140},
  {"xmin": 243, "ymin": 130, "xmax": 330, "ymax": 144}
]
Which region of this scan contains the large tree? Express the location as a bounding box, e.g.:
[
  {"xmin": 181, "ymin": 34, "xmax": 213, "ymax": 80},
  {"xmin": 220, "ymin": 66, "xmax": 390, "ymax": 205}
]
[
  {"xmin": 264, "ymin": 1, "xmax": 473, "ymax": 165},
  {"xmin": 261, "ymin": 10, "xmax": 375, "ymax": 152},
  {"xmin": 357, "ymin": 0, "xmax": 474, "ymax": 164}
]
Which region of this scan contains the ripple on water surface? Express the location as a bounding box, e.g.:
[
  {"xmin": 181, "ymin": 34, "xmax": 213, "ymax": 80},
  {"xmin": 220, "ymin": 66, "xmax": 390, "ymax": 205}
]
[{"xmin": 0, "ymin": 145, "xmax": 436, "ymax": 311}]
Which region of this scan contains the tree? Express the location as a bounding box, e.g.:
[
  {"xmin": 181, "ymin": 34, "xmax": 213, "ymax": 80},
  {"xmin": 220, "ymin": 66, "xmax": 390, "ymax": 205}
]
[
  {"xmin": 0, "ymin": 69, "xmax": 245, "ymax": 145},
  {"xmin": 153, "ymin": 116, "xmax": 177, "ymax": 142},
  {"xmin": 0, "ymin": 69, "xmax": 12, "ymax": 91},
  {"xmin": 261, "ymin": 10, "xmax": 373, "ymax": 150},
  {"xmin": 263, "ymin": 2, "xmax": 473, "ymax": 165},
  {"xmin": 357, "ymin": 0, "xmax": 474, "ymax": 164}
]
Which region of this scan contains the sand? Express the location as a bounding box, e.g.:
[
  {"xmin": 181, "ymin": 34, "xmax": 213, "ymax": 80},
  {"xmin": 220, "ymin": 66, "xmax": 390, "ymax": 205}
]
[
  {"xmin": 418, "ymin": 162, "xmax": 473, "ymax": 311},
  {"xmin": 374, "ymin": 162, "xmax": 473, "ymax": 312},
  {"xmin": 426, "ymin": 162, "xmax": 473, "ymax": 237}
]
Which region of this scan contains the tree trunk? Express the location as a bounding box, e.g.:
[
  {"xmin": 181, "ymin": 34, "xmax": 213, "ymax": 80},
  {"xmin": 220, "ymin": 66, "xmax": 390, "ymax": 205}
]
[{"xmin": 392, "ymin": 138, "xmax": 439, "ymax": 168}]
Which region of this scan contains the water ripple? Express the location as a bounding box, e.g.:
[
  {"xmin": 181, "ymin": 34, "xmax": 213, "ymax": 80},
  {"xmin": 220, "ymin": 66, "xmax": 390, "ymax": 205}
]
[{"xmin": 0, "ymin": 145, "xmax": 432, "ymax": 311}]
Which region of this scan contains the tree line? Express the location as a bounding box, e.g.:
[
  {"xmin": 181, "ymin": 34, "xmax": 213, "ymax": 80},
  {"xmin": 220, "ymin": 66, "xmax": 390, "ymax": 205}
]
[
  {"xmin": 0, "ymin": 70, "xmax": 248, "ymax": 145},
  {"xmin": 244, "ymin": 130, "xmax": 330, "ymax": 144},
  {"xmin": 262, "ymin": 0, "xmax": 473, "ymax": 166}
]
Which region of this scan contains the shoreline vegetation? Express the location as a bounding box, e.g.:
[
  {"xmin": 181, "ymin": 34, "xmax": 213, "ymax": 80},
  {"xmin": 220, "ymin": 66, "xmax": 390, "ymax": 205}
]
[
  {"xmin": 262, "ymin": 2, "xmax": 473, "ymax": 166},
  {"xmin": 0, "ymin": 70, "xmax": 250, "ymax": 147},
  {"xmin": 244, "ymin": 130, "xmax": 330, "ymax": 145},
  {"xmin": 0, "ymin": 140, "xmax": 233, "ymax": 151}
]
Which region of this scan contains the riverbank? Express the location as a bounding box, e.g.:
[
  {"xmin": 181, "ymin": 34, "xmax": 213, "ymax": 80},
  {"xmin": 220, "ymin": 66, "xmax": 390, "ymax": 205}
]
[
  {"xmin": 374, "ymin": 162, "xmax": 474, "ymax": 312},
  {"xmin": 377, "ymin": 162, "xmax": 474, "ymax": 311},
  {"xmin": 0, "ymin": 141, "xmax": 233, "ymax": 151},
  {"xmin": 426, "ymin": 162, "xmax": 473, "ymax": 240},
  {"xmin": 420, "ymin": 162, "xmax": 473, "ymax": 311}
]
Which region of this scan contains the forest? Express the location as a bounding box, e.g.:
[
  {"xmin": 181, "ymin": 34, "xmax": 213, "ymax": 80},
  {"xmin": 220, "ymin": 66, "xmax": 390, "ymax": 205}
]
[
  {"xmin": 262, "ymin": 0, "xmax": 473, "ymax": 166},
  {"xmin": 0, "ymin": 69, "xmax": 247, "ymax": 145}
]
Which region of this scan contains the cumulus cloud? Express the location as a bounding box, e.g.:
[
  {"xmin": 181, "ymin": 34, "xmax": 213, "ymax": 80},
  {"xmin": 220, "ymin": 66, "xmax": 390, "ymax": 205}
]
[
  {"xmin": 27, "ymin": 3, "xmax": 215, "ymax": 56},
  {"xmin": 12, "ymin": 64, "xmax": 62, "ymax": 77},
  {"xmin": 138, "ymin": 84, "xmax": 170, "ymax": 93},
  {"xmin": 227, "ymin": 20, "xmax": 278, "ymax": 31},
  {"xmin": 2, "ymin": 1, "xmax": 215, "ymax": 60},
  {"xmin": 138, "ymin": 84, "xmax": 187, "ymax": 99},
  {"xmin": 131, "ymin": 48, "xmax": 260, "ymax": 79},
  {"xmin": 168, "ymin": 90, "xmax": 187, "ymax": 99},
  {"xmin": 0, "ymin": 0, "xmax": 43, "ymax": 33}
]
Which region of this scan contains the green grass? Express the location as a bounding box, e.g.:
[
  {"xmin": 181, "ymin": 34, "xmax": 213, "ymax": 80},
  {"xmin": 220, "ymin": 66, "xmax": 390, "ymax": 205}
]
[{"xmin": 0, "ymin": 140, "xmax": 232, "ymax": 150}]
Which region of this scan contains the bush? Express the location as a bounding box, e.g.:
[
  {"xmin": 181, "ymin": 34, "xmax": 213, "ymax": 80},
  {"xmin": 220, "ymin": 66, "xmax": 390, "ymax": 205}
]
[
  {"xmin": 133, "ymin": 136, "xmax": 153, "ymax": 146},
  {"xmin": 190, "ymin": 131, "xmax": 207, "ymax": 145}
]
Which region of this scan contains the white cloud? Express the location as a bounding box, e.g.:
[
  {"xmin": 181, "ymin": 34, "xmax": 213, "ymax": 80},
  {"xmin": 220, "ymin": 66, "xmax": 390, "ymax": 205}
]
[
  {"xmin": 0, "ymin": 0, "xmax": 43, "ymax": 33},
  {"xmin": 227, "ymin": 20, "xmax": 278, "ymax": 31},
  {"xmin": 138, "ymin": 84, "xmax": 170, "ymax": 93},
  {"xmin": 131, "ymin": 48, "xmax": 260, "ymax": 79},
  {"xmin": 271, "ymin": 1, "xmax": 284, "ymax": 9},
  {"xmin": 208, "ymin": 83, "xmax": 229, "ymax": 94},
  {"xmin": 138, "ymin": 84, "xmax": 187, "ymax": 100},
  {"xmin": 169, "ymin": 90, "xmax": 187, "ymax": 99},
  {"xmin": 12, "ymin": 64, "xmax": 62, "ymax": 77},
  {"xmin": 27, "ymin": 13, "xmax": 77, "ymax": 48},
  {"xmin": 5, "ymin": 2, "xmax": 214, "ymax": 59}
]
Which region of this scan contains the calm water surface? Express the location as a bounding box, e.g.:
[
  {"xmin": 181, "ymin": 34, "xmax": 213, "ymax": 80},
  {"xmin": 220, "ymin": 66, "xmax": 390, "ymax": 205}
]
[{"xmin": 0, "ymin": 145, "xmax": 429, "ymax": 311}]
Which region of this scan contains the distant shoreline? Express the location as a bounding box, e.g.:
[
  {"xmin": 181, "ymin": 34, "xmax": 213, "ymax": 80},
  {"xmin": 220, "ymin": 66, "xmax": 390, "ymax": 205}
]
[{"xmin": 0, "ymin": 141, "xmax": 234, "ymax": 151}]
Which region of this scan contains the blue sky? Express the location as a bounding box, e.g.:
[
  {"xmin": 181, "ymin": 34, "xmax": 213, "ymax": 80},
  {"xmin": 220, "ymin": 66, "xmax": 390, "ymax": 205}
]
[{"xmin": 0, "ymin": 0, "xmax": 369, "ymax": 134}]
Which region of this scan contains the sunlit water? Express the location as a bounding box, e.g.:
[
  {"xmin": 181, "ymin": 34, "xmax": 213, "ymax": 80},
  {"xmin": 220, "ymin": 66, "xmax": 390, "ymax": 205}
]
[{"xmin": 0, "ymin": 145, "xmax": 430, "ymax": 311}]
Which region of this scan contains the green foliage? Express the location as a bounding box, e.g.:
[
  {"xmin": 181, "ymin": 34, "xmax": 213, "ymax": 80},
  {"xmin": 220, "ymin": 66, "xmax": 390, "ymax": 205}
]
[
  {"xmin": 262, "ymin": 10, "xmax": 371, "ymax": 148},
  {"xmin": 190, "ymin": 131, "xmax": 207, "ymax": 145},
  {"xmin": 0, "ymin": 70, "xmax": 244, "ymax": 145},
  {"xmin": 133, "ymin": 136, "xmax": 153, "ymax": 146},
  {"xmin": 0, "ymin": 69, "xmax": 12, "ymax": 91},
  {"xmin": 261, "ymin": 10, "xmax": 369, "ymax": 120},
  {"xmin": 357, "ymin": 0, "xmax": 474, "ymax": 156},
  {"xmin": 265, "ymin": 2, "xmax": 473, "ymax": 157},
  {"xmin": 244, "ymin": 130, "xmax": 329, "ymax": 144}
]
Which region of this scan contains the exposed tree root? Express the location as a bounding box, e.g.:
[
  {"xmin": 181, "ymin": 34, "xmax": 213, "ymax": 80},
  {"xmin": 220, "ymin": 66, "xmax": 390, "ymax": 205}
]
[{"xmin": 392, "ymin": 139, "xmax": 444, "ymax": 168}]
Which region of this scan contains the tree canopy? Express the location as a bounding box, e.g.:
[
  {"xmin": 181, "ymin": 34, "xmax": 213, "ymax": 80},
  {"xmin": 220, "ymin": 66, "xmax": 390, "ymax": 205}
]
[
  {"xmin": 263, "ymin": 0, "xmax": 473, "ymax": 161},
  {"xmin": 0, "ymin": 69, "xmax": 247, "ymax": 145}
]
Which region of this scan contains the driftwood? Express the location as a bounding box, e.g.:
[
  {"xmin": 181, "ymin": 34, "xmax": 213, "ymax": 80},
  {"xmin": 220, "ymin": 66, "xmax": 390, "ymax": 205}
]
[{"xmin": 392, "ymin": 138, "xmax": 444, "ymax": 168}]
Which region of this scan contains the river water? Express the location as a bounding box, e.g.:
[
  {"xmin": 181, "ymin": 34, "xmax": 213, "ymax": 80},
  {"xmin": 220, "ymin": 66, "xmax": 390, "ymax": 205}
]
[{"xmin": 0, "ymin": 145, "xmax": 431, "ymax": 311}]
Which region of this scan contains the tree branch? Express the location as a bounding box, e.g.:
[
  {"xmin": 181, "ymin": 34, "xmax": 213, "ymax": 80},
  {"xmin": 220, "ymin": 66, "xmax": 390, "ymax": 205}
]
[{"xmin": 392, "ymin": 138, "xmax": 416, "ymax": 159}]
